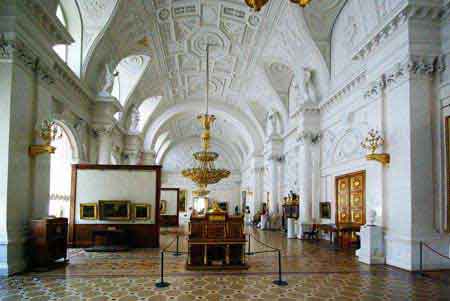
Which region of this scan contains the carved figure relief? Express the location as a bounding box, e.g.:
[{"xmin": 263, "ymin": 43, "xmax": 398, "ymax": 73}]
[{"xmin": 301, "ymin": 68, "xmax": 318, "ymax": 103}]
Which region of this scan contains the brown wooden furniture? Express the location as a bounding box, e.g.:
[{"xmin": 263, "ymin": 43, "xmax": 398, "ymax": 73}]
[
  {"xmin": 316, "ymin": 223, "xmax": 361, "ymax": 249},
  {"xmin": 334, "ymin": 171, "xmax": 365, "ymax": 248},
  {"xmin": 187, "ymin": 210, "xmax": 247, "ymax": 270},
  {"xmin": 69, "ymin": 164, "xmax": 162, "ymax": 248},
  {"xmin": 30, "ymin": 218, "xmax": 68, "ymax": 268},
  {"xmin": 88, "ymin": 228, "xmax": 129, "ymax": 252},
  {"xmin": 160, "ymin": 188, "xmax": 180, "ymax": 227}
]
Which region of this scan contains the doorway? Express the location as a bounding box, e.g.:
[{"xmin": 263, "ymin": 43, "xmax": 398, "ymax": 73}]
[{"xmin": 335, "ymin": 171, "xmax": 365, "ymax": 226}]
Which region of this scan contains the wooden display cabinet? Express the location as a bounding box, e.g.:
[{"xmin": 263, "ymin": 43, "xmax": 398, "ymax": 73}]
[{"xmin": 30, "ymin": 218, "xmax": 68, "ymax": 268}]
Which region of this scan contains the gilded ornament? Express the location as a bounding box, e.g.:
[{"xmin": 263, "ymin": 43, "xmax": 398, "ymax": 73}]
[{"xmin": 361, "ymin": 129, "xmax": 390, "ymax": 165}]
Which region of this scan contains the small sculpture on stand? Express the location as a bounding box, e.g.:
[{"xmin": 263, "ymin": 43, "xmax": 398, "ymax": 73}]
[
  {"xmin": 367, "ymin": 209, "xmax": 377, "ymax": 226},
  {"xmin": 361, "ymin": 129, "xmax": 390, "ymax": 165}
]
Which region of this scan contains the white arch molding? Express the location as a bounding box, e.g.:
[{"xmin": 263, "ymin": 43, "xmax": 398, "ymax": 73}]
[
  {"xmin": 143, "ymin": 100, "xmax": 265, "ymax": 155},
  {"xmin": 53, "ymin": 120, "xmax": 86, "ymax": 163}
]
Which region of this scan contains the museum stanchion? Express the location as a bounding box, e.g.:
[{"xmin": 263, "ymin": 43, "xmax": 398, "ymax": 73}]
[
  {"xmin": 246, "ymin": 233, "xmax": 288, "ymax": 286},
  {"xmin": 156, "ymin": 234, "xmax": 189, "ymax": 289},
  {"xmin": 173, "ymin": 234, "xmax": 181, "ymax": 257}
]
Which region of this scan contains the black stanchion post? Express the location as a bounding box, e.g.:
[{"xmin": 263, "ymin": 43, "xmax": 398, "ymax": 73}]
[
  {"xmin": 273, "ymin": 249, "xmax": 288, "ymax": 286},
  {"xmin": 247, "ymin": 233, "xmax": 251, "ymax": 254},
  {"xmin": 174, "ymin": 235, "xmax": 181, "ymax": 257},
  {"xmin": 419, "ymin": 241, "xmax": 423, "ymax": 275},
  {"xmin": 155, "ymin": 251, "xmax": 170, "ymax": 288}
]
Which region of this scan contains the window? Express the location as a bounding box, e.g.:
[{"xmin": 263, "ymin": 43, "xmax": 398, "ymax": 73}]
[
  {"xmin": 53, "ymin": 5, "xmax": 68, "ymax": 62},
  {"xmin": 49, "ymin": 124, "xmax": 73, "ymax": 218}
]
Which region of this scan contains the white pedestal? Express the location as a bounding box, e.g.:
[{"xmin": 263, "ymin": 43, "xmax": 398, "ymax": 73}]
[
  {"xmin": 356, "ymin": 225, "xmax": 385, "ymax": 265},
  {"xmin": 287, "ymin": 218, "xmax": 297, "ymax": 238},
  {"xmin": 260, "ymin": 214, "xmax": 268, "ymax": 230}
]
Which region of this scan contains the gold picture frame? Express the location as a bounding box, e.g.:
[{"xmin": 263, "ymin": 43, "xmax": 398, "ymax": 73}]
[
  {"xmin": 80, "ymin": 203, "xmax": 98, "ymax": 220},
  {"xmin": 99, "ymin": 200, "xmax": 131, "ymax": 221},
  {"xmin": 134, "ymin": 204, "xmax": 151, "ymax": 220},
  {"xmin": 179, "ymin": 190, "xmax": 187, "ymax": 213}
]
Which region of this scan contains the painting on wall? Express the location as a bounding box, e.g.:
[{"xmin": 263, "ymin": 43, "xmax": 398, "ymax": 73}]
[
  {"xmin": 320, "ymin": 202, "xmax": 331, "ymax": 219},
  {"xmin": 80, "ymin": 203, "xmax": 97, "ymax": 220},
  {"xmin": 134, "ymin": 204, "xmax": 151, "ymax": 220},
  {"xmin": 179, "ymin": 190, "xmax": 187, "ymax": 213},
  {"xmin": 160, "ymin": 200, "xmax": 167, "ymax": 214},
  {"xmin": 99, "ymin": 200, "xmax": 131, "ymax": 221}
]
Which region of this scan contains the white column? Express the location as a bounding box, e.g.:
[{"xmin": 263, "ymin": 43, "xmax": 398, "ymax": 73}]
[
  {"xmin": 268, "ymin": 158, "xmax": 280, "ymax": 215},
  {"xmin": 92, "ymin": 96, "xmax": 122, "ymax": 165},
  {"xmin": 95, "ymin": 127, "xmax": 113, "ymax": 164},
  {"xmin": 297, "ymin": 140, "xmax": 313, "ymax": 237},
  {"xmin": 142, "ymin": 151, "xmax": 157, "ymax": 165},
  {"xmin": 252, "ymin": 167, "xmax": 264, "ymax": 215},
  {"xmin": 123, "ymin": 134, "xmax": 142, "ymax": 165}
]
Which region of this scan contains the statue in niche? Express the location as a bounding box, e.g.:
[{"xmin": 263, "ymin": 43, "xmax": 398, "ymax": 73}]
[
  {"xmin": 98, "ymin": 63, "xmax": 118, "ymax": 97},
  {"xmin": 300, "ymin": 67, "xmax": 318, "ymax": 104},
  {"xmin": 128, "ymin": 104, "xmax": 140, "ymax": 134}
]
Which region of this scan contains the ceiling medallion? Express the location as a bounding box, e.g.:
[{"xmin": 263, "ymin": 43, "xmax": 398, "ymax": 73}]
[
  {"xmin": 245, "ymin": 0, "xmax": 312, "ymax": 11},
  {"xmin": 181, "ymin": 44, "xmax": 231, "ymax": 194}
]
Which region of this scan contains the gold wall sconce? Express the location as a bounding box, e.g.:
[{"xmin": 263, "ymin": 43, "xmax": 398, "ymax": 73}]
[
  {"xmin": 29, "ymin": 119, "xmax": 58, "ymax": 157},
  {"xmin": 361, "ymin": 129, "xmax": 390, "ymax": 165}
]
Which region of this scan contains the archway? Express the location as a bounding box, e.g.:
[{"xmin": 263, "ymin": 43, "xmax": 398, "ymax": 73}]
[{"xmin": 48, "ymin": 124, "xmax": 76, "ymax": 218}]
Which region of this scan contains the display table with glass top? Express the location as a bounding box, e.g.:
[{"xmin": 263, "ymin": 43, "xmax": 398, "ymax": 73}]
[{"xmin": 187, "ymin": 205, "xmax": 248, "ymax": 270}]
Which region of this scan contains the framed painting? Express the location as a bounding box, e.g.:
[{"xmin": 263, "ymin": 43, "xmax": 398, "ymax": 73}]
[
  {"xmin": 179, "ymin": 190, "xmax": 187, "ymax": 213},
  {"xmin": 134, "ymin": 204, "xmax": 151, "ymax": 220},
  {"xmin": 320, "ymin": 202, "xmax": 331, "ymax": 219},
  {"xmin": 80, "ymin": 203, "xmax": 97, "ymax": 220},
  {"xmin": 160, "ymin": 200, "xmax": 167, "ymax": 214},
  {"xmin": 99, "ymin": 200, "xmax": 131, "ymax": 221}
]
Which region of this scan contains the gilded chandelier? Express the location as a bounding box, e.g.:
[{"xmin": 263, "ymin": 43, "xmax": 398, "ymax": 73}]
[
  {"xmin": 245, "ymin": 0, "xmax": 312, "ymax": 11},
  {"xmin": 181, "ymin": 45, "xmax": 231, "ymax": 190}
]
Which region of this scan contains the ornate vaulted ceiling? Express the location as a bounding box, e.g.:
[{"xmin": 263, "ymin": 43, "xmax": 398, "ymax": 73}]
[{"xmin": 79, "ymin": 0, "xmax": 344, "ymax": 172}]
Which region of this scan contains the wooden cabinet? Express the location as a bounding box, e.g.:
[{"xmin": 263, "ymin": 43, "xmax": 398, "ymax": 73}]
[{"xmin": 30, "ymin": 218, "xmax": 68, "ymax": 268}]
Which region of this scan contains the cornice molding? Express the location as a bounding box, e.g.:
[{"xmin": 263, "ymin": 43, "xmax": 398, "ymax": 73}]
[
  {"xmin": 17, "ymin": 0, "xmax": 74, "ymax": 46},
  {"xmin": 0, "ymin": 34, "xmax": 96, "ymax": 104},
  {"xmin": 320, "ymin": 71, "xmax": 366, "ymax": 112},
  {"xmin": 353, "ymin": 1, "xmax": 449, "ymax": 61},
  {"xmin": 0, "ymin": 35, "xmax": 54, "ymax": 84},
  {"xmin": 365, "ymin": 55, "xmax": 444, "ymax": 98}
]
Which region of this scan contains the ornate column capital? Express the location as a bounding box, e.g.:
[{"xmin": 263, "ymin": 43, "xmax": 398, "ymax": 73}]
[{"xmin": 297, "ymin": 130, "xmax": 321, "ymax": 145}]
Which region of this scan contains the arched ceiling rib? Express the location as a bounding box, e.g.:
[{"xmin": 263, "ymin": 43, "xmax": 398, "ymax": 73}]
[{"xmin": 160, "ymin": 137, "xmax": 240, "ymax": 173}]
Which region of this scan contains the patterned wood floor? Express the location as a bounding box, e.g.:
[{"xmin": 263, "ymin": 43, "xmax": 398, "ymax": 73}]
[{"xmin": 1, "ymin": 228, "xmax": 449, "ymax": 300}]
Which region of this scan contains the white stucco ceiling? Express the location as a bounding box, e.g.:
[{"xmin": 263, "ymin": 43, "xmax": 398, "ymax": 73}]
[{"xmin": 79, "ymin": 0, "xmax": 343, "ymax": 172}]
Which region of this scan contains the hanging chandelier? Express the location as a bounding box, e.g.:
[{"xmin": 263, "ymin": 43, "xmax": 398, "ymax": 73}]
[
  {"xmin": 245, "ymin": 0, "xmax": 312, "ymax": 11},
  {"xmin": 181, "ymin": 45, "xmax": 231, "ymax": 191}
]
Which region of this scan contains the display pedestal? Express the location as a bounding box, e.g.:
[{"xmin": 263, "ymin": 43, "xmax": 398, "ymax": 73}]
[
  {"xmin": 356, "ymin": 225, "xmax": 385, "ymax": 265},
  {"xmin": 287, "ymin": 218, "xmax": 296, "ymax": 238}
]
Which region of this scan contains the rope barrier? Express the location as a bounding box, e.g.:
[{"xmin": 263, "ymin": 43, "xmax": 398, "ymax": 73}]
[
  {"xmin": 156, "ymin": 231, "xmax": 289, "ymax": 288},
  {"xmin": 419, "ymin": 241, "xmax": 450, "ymax": 275},
  {"xmin": 246, "ymin": 233, "xmax": 288, "ymax": 286}
]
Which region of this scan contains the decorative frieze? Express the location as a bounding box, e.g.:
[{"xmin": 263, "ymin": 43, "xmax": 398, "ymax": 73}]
[
  {"xmin": 0, "ymin": 35, "xmax": 54, "ymax": 84},
  {"xmin": 365, "ymin": 55, "xmax": 442, "ymax": 98}
]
